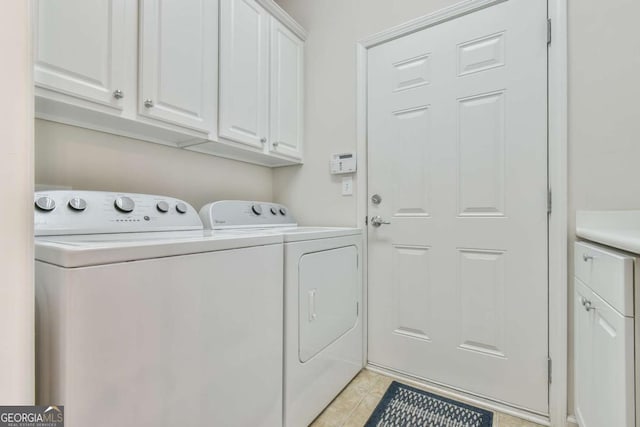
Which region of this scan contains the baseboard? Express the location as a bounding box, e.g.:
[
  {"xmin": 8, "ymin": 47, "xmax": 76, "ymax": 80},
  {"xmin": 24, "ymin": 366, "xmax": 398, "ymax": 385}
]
[
  {"xmin": 566, "ymin": 415, "xmax": 579, "ymax": 427},
  {"xmin": 366, "ymin": 364, "xmax": 551, "ymax": 426}
]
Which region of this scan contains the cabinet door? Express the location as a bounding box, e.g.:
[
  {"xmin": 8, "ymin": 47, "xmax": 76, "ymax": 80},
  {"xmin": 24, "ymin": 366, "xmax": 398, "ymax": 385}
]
[
  {"xmin": 269, "ymin": 17, "xmax": 304, "ymax": 160},
  {"xmin": 574, "ymin": 278, "xmax": 635, "ymax": 427},
  {"xmin": 574, "ymin": 279, "xmax": 594, "ymax": 427},
  {"xmin": 139, "ymin": 0, "xmax": 217, "ymax": 134},
  {"xmin": 34, "ymin": 0, "xmax": 128, "ymax": 110},
  {"xmin": 219, "ymin": 0, "xmax": 270, "ymax": 149},
  {"xmin": 590, "ymin": 290, "xmax": 635, "ymax": 427}
]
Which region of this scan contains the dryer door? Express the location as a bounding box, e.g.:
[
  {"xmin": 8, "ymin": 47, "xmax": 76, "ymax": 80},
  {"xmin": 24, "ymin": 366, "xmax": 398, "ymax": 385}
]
[{"xmin": 299, "ymin": 245, "xmax": 358, "ymax": 362}]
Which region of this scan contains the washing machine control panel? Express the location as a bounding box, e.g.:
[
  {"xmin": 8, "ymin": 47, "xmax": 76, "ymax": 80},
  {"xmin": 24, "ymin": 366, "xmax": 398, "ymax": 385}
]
[
  {"xmin": 199, "ymin": 200, "xmax": 297, "ymax": 229},
  {"xmin": 34, "ymin": 191, "xmax": 203, "ymax": 236}
]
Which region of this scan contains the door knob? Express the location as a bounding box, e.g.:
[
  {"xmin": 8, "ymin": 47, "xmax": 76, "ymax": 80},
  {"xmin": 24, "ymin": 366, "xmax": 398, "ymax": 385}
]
[{"xmin": 370, "ymin": 216, "xmax": 391, "ymax": 227}]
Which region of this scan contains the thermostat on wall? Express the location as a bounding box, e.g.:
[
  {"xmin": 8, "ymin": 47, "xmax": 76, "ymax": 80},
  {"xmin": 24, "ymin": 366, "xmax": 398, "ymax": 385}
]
[{"xmin": 330, "ymin": 153, "xmax": 357, "ymax": 174}]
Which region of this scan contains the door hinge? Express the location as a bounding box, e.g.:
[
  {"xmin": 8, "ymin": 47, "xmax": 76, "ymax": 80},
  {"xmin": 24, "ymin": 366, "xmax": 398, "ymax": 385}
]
[
  {"xmin": 548, "ymin": 357, "xmax": 552, "ymax": 384},
  {"xmin": 547, "ymin": 188, "xmax": 552, "ymax": 215},
  {"xmin": 365, "ymin": 216, "xmax": 368, "ymax": 226},
  {"xmin": 547, "ymin": 19, "xmax": 552, "ymax": 45},
  {"xmin": 356, "ymin": 302, "xmax": 359, "ymax": 317}
]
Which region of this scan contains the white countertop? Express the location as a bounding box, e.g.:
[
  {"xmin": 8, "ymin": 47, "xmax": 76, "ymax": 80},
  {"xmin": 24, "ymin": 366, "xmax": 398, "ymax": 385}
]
[{"xmin": 576, "ymin": 210, "xmax": 640, "ymax": 254}]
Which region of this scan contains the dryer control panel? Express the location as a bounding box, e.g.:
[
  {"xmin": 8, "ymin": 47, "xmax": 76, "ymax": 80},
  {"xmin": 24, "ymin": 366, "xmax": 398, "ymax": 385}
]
[
  {"xmin": 200, "ymin": 200, "xmax": 297, "ymax": 229},
  {"xmin": 34, "ymin": 191, "xmax": 203, "ymax": 236}
]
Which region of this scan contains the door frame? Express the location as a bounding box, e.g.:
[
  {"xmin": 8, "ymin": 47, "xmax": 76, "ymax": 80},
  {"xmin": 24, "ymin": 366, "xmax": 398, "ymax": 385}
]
[{"xmin": 355, "ymin": 0, "xmax": 568, "ymax": 426}]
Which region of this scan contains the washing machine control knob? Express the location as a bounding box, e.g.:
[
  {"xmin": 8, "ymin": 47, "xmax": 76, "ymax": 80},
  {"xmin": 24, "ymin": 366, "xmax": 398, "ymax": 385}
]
[
  {"xmin": 279, "ymin": 207, "xmax": 287, "ymax": 216},
  {"xmin": 114, "ymin": 196, "xmax": 135, "ymax": 213},
  {"xmin": 270, "ymin": 207, "xmax": 277, "ymax": 215},
  {"xmin": 68, "ymin": 197, "xmax": 87, "ymax": 211},
  {"xmin": 156, "ymin": 201, "xmax": 169, "ymax": 213},
  {"xmin": 176, "ymin": 202, "xmax": 188, "ymax": 214},
  {"xmin": 251, "ymin": 204, "xmax": 263, "ymax": 215},
  {"xmin": 35, "ymin": 196, "xmax": 56, "ymax": 212}
]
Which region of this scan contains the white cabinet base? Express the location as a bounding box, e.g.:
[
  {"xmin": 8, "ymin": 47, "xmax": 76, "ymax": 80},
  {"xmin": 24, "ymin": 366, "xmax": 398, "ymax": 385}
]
[{"xmin": 36, "ymin": 93, "xmax": 206, "ymax": 147}]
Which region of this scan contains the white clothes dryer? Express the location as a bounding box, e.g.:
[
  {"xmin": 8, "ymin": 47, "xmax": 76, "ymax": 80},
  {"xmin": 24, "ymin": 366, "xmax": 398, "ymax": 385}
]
[
  {"xmin": 34, "ymin": 191, "xmax": 284, "ymax": 427},
  {"xmin": 200, "ymin": 201, "xmax": 364, "ymax": 427}
]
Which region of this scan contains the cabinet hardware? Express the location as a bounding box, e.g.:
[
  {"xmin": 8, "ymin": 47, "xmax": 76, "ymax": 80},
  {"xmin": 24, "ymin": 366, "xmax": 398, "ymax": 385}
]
[
  {"xmin": 370, "ymin": 216, "xmax": 391, "ymax": 227},
  {"xmin": 113, "ymin": 89, "xmax": 124, "ymax": 99},
  {"xmin": 144, "ymin": 99, "xmax": 154, "ymax": 108}
]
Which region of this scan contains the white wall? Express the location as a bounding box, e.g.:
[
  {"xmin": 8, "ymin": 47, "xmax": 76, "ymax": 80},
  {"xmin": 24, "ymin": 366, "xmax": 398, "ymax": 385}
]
[
  {"xmin": 273, "ymin": 0, "xmax": 460, "ymax": 226},
  {"xmin": 275, "ymin": 0, "xmax": 640, "ymax": 418},
  {"xmin": 0, "ymin": 0, "xmax": 35, "ymax": 404},
  {"xmin": 35, "ymin": 119, "xmax": 274, "ymax": 210}
]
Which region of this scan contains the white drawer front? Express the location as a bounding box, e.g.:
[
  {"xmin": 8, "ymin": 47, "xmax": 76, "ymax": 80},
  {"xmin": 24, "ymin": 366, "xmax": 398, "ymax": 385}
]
[{"xmin": 574, "ymin": 241, "xmax": 634, "ymax": 316}]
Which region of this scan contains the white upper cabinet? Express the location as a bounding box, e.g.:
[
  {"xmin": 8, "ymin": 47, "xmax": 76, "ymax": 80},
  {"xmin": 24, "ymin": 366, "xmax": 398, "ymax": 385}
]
[
  {"xmin": 139, "ymin": 0, "xmax": 217, "ymax": 135},
  {"xmin": 34, "ymin": 0, "xmax": 130, "ymax": 110},
  {"xmin": 218, "ymin": 0, "xmax": 305, "ymax": 162},
  {"xmin": 33, "ymin": 0, "xmax": 305, "ymax": 166},
  {"xmin": 219, "ymin": 0, "xmax": 270, "ymax": 149},
  {"xmin": 269, "ymin": 17, "xmax": 304, "ymax": 160}
]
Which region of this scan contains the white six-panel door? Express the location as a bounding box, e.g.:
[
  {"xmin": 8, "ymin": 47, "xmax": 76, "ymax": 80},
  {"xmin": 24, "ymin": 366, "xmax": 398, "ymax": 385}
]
[
  {"xmin": 34, "ymin": 0, "xmax": 129, "ymax": 110},
  {"xmin": 219, "ymin": 0, "xmax": 270, "ymax": 149},
  {"xmin": 367, "ymin": 0, "xmax": 549, "ymax": 413},
  {"xmin": 139, "ymin": 0, "xmax": 217, "ymax": 134}
]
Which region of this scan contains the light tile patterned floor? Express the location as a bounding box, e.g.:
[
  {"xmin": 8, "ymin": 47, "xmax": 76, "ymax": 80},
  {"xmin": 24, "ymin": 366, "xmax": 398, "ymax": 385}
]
[{"xmin": 310, "ymin": 369, "xmax": 545, "ymax": 427}]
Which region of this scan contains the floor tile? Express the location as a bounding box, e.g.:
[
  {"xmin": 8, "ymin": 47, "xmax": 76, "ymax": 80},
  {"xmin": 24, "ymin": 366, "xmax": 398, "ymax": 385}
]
[
  {"xmin": 342, "ymin": 394, "xmax": 382, "ymax": 427},
  {"xmin": 312, "ymin": 369, "xmax": 546, "ymax": 427},
  {"xmin": 497, "ymin": 412, "xmax": 544, "ymax": 427}
]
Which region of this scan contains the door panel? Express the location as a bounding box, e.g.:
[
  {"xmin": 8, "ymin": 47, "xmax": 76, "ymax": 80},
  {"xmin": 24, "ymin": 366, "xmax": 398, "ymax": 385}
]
[
  {"xmin": 139, "ymin": 0, "xmax": 217, "ymax": 133},
  {"xmin": 590, "ymin": 290, "xmax": 635, "ymax": 427},
  {"xmin": 574, "ymin": 279, "xmax": 593, "ymax": 427},
  {"xmin": 298, "ymin": 246, "xmax": 358, "ymax": 362},
  {"xmin": 392, "ymin": 245, "xmax": 432, "ymax": 340},
  {"xmin": 269, "ymin": 17, "xmax": 304, "ymax": 160},
  {"xmin": 34, "ymin": 0, "xmax": 128, "ymax": 109},
  {"xmin": 367, "ymin": 0, "xmax": 548, "ymax": 412},
  {"xmin": 219, "ymin": 0, "xmax": 269, "ymax": 149}
]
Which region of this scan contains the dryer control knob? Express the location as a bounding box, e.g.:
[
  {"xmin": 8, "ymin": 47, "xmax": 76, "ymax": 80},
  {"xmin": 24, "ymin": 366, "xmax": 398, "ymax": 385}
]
[
  {"xmin": 114, "ymin": 196, "xmax": 135, "ymax": 213},
  {"xmin": 270, "ymin": 207, "xmax": 277, "ymax": 215},
  {"xmin": 156, "ymin": 201, "xmax": 169, "ymax": 213},
  {"xmin": 176, "ymin": 202, "xmax": 188, "ymax": 214},
  {"xmin": 279, "ymin": 207, "xmax": 287, "ymax": 216},
  {"xmin": 68, "ymin": 197, "xmax": 87, "ymax": 211},
  {"xmin": 35, "ymin": 196, "xmax": 56, "ymax": 212},
  {"xmin": 251, "ymin": 204, "xmax": 263, "ymax": 215}
]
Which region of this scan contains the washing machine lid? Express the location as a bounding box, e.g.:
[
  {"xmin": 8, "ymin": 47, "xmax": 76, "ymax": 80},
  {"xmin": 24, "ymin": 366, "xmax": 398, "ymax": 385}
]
[
  {"xmin": 35, "ymin": 230, "xmax": 282, "ymax": 268},
  {"xmin": 279, "ymin": 227, "xmax": 362, "ymax": 242}
]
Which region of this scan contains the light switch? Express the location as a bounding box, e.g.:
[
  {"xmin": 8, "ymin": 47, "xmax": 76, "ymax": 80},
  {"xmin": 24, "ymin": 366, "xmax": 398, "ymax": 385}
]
[{"xmin": 342, "ymin": 177, "xmax": 353, "ymax": 196}]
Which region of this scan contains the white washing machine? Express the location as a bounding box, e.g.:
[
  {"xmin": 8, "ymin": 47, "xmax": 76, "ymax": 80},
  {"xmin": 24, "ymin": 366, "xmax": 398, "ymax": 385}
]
[
  {"xmin": 34, "ymin": 191, "xmax": 284, "ymax": 427},
  {"xmin": 200, "ymin": 201, "xmax": 364, "ymax": 427}
]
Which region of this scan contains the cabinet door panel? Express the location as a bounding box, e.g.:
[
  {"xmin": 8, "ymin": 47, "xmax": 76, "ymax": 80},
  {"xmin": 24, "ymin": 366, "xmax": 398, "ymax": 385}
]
[
  {"xmin": 590, "ymin": 291, "xmax": 635, "ymax": 427},
  {"xmin": 34, "ymin": 0, "xmax": 127, "ymax": 109},
  {"xmin": 139, "ymin": 0, "xmax": 217, "ymax": 134},
  {"xmin": 219, "ymin": 0, "xmax": 269, "ymax": 149},
  {"xmin": 574, "ymin": 279, "xmax": 594, "ymax": 427},
  {"xmin": 575, "ymin": 277, "xmax": 635, "ymax": 427},
  {"xmin": 269, "ymin": 18, "xmax": 303, "ymax": 160}
]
